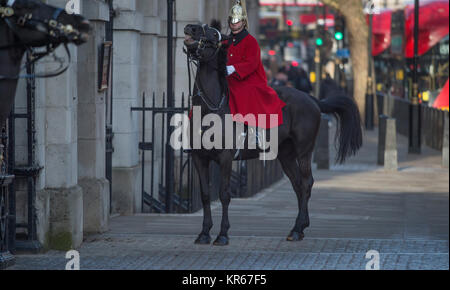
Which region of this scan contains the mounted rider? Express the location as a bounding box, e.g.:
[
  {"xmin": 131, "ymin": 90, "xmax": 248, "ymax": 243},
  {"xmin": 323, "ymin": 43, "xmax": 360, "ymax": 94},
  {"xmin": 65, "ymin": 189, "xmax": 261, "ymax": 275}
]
[{"xmin": 225, "ymin": 0, "xmax": 286, "ymax": 129}]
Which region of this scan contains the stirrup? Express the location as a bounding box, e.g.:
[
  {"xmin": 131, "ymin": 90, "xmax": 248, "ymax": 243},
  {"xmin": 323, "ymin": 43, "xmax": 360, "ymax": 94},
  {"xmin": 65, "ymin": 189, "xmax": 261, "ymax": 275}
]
[{"xmin": 248, "ymin": 127, "xmax": 262, "ymax": 148}]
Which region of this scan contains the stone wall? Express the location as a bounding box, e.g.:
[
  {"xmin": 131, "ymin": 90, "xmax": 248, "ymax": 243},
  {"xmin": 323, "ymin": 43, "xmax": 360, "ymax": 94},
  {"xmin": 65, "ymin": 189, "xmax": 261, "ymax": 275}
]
[
  {"xmin": 12, "ymin": 0, "xmax": 261, "ymax": 250},
  {"xmin": 14, "ymin": 0, "xmax": 111, "ymax": 250},
  {"xmin": 111, "ymin": 0, "xmax": 242, "ymax": 215}
]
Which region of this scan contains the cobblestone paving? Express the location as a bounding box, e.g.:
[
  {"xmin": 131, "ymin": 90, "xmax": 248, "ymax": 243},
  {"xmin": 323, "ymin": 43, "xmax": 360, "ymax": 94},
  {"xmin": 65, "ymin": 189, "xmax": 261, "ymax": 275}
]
[
  {"xmin": 8, "ymin": 130, "xmax": 449, "ymax": 270},
  {"xmin": 10, "ymin": 235, "xmax": 449, "ymax": 270}
]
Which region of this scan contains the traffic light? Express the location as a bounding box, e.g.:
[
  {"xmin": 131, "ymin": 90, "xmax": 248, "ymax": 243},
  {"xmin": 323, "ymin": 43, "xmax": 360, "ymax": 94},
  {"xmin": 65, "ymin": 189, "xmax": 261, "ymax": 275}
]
[
  {"xmin": 334, "ymin": 15, "xmax": 345, "ymax": 41},
  {"xmin": 316, "ymin": 37, "xmax": 324, "ymax": 47},
  {"xmin": 334, "ymin": 31, "xmax": 344, "ymax": 41},
  {"xmin": 316, "ymin": 24, "xmax": 325, "ymax": 47}
]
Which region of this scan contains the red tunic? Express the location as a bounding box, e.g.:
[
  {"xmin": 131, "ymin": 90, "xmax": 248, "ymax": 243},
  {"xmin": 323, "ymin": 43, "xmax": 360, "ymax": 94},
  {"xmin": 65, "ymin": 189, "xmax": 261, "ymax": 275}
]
[{"xmin": 226, "ymin": 32, "xmax": 286, "ymax": 129}]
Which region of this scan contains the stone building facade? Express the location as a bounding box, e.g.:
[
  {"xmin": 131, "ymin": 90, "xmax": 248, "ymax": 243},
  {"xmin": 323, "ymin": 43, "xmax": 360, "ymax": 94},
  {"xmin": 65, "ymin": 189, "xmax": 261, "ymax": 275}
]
[{"xmin": 12, "ymin": 0, "xmax": 260, "ymax": 250}]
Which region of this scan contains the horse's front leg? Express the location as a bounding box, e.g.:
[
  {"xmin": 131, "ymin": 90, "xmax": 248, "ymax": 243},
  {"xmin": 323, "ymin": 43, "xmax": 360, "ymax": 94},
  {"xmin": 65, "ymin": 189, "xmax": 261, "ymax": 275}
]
[
  {"xmin": 213, "ymin": 155, "xmax": 233, "ymax": 246},
  {"xmin": 192, "ymin": 154, "xmax": 213, "ymax": 244}
]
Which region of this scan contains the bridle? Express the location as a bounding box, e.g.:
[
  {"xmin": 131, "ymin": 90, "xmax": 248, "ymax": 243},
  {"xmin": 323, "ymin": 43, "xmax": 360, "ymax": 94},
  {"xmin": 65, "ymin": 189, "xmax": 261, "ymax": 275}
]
[
  {"xmin": 184, "ymin": 25, "xmax": 228, "ymax": 112},
  {"xmin": 0, "ymin": 0, "xmax": 81, "ymax": 80}
]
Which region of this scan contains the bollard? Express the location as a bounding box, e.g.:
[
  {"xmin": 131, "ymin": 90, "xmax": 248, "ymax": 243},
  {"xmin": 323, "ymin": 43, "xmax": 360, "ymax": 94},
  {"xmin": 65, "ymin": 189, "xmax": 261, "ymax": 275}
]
[
  {"xmin": 443, "ymin": 113, "xmax": 449, "ymax": 169},
  {"xmin": 315, "ymin": 114, "xmax": 330, "ymax": 170},
  {"xmin": 378, "ymin": 115, "xmax": 388, "ymax": 166},
  {"xmin": 378, "ymin": 115, "xmax": 398, "ymax": 171}
]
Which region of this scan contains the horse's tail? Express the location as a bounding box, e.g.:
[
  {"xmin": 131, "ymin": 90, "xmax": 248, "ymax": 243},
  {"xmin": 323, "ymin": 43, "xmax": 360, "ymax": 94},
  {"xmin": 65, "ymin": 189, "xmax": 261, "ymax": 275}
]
[{"xmin": 315, "ymin": 96, "xmax": 363, "ymax": 164}]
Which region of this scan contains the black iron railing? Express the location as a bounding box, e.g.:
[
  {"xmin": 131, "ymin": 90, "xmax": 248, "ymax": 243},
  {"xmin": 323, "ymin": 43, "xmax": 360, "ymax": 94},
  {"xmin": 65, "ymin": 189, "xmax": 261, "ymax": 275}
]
[
  {"xmin": 8, "ymin": 53, "xmax": 43, "ymax": 254},
  {"xmin": 132, "ymin": 92, "xmax": 285, "ymax": 214},
  {"xmin": 0, "ymin": 126, "xmax": 15, "ymax": 269},
  {"xmin": 377, "ymin": 93, "xmax": 449, "ymax": 151}
]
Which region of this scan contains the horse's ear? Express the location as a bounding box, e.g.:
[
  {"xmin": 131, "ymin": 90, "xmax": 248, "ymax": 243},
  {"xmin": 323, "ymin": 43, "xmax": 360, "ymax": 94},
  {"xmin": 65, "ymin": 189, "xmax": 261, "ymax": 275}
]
[{"xmin": 210, "ymin": 19, "xmax": 222, "ymax": 32}]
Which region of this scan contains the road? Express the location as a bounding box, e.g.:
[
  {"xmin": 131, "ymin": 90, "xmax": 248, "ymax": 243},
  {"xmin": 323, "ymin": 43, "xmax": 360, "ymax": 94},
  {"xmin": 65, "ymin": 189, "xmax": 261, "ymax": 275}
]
[{"xmin": 9, "ymin": 129, "xmax": 449, "ymax": 270}]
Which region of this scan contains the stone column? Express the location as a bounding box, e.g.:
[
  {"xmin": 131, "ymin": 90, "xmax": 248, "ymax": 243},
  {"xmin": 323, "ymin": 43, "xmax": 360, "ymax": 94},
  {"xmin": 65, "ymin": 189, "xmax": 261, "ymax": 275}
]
[
  {"xmin": 137, "ymin": 0, "xmax": 162, "ymax": 202},
  {"xmin": 174, "ymin": 0, "xmax": 207, "ymax": 101},
  {"xmin": 77, "ymin": 0, "xmax": 110, "ymax": 234},
  {"xmin": 37, "ymin": 0, "xmax": 83, "ymax": 248},
  {"xmin": 246, "ymin": 0, "xmax": 260, "ymax": 37},
  {"xmin": 111, "ymin": 0, "xmax": 143, "ymax": 214},
  {"xmin": 139, "ymin": 0, "xmax": 160, "ymax": 97}
]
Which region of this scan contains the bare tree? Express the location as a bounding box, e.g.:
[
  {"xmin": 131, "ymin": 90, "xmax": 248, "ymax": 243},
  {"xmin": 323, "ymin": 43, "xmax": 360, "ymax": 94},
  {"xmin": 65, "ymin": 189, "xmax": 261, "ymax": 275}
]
[{"xmin": 321, "ymin": 0, "xmax": 369, "ymax": 121}]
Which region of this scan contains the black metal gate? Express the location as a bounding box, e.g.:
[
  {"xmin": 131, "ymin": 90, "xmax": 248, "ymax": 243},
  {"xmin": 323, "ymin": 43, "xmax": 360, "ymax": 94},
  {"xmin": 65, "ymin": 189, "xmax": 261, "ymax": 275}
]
[
  {"xmin": 131, "ymin": 92, "xmax": 284, "ymax": 214},
  {"xmin": 132, "ymin": 92, "xmax": 234, "ymax": 214},
  {"xmin": 132, "ymin": 92, "xmax": 196, "ymax": 213},
  {"xmin": 7, "ymin": 50, "xmax": 42, "ymax": 254},
  {"xmin": 0, "ymin": 125, "xmax": 15, "ymax": 268}
]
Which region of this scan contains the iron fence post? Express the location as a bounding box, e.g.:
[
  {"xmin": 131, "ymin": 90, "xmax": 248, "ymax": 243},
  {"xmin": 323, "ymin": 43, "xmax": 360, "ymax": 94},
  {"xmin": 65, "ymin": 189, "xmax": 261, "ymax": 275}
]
[
  {"xmin": 165, "ymin": 0, "xmax": 175, "ymax": 213},
  {"xmin": 365, "ymin": 13, "xmax": 374, "ymax": 130},
  {"xmin": 313, "ymin": 3, "xmax": 321, "ymax": 99},
  {"xmin": 0, "ymin": 125, "xmax": 15, "ymax": 269},
  {"xmin": 409, "ymin": 0, "xmax": 422, "ymax": 154}
]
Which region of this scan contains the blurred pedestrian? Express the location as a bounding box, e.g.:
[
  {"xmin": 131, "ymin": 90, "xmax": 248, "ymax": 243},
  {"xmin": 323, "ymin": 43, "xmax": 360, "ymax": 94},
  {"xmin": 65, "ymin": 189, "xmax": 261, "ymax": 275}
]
[
  {"xmin": 270, "ymin": 68, "xmax": 289, "ymax": 87},
  {"xmin": 296, "ymin": 66, "xmax": 312, "ymax": 94}
]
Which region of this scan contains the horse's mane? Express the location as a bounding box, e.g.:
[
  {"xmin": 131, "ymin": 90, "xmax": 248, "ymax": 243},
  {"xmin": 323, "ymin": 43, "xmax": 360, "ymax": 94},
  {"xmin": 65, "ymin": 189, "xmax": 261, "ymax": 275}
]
[
  {"xmin": 217, "ymin": 42, "xmax": 229, "ymax": 96},
  {"xmin": 208, "ymin": 19, "xmax": 230, "ymax": 96}
]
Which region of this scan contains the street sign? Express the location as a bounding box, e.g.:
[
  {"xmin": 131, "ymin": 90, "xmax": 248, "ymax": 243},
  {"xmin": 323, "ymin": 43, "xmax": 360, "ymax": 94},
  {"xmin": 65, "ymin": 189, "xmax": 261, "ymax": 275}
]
[{"xmin": 336, "ymin": 48, "xmax": 350, "ymax": 59}]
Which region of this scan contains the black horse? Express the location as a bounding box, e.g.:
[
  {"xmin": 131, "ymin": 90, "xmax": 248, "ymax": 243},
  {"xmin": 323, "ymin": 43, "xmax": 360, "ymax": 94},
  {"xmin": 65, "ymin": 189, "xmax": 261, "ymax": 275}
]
[
  {"xmin": 184, "ymin": 23, "xmax": 363, "ymax": 246},
  {"xmin": 0, "ymin": 0, "xmax": 90, "ymax": 128}
]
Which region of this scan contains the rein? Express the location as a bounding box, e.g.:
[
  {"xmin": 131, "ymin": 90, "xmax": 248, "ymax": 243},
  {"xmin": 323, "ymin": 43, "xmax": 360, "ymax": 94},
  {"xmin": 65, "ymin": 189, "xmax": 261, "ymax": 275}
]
[
  {"xmin": 184, "ymin": 45, "xmax": 227, "ymax": 112},
  {"xmin": 0, "ymin": 2, "xmax": 75, "ymax": 80},
  {"xmin": 0, "ymin": 44, "xmax": 71, "ymax": 80}
]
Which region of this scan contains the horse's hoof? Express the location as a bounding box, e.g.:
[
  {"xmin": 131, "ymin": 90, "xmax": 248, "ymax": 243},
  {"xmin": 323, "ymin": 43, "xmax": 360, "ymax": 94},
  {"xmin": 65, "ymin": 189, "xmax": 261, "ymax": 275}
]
[
  {"xmin": 213, "ymin": 235, "xmax": 229, "ymax": 246},
  {"xmin": 195, "ymin": 234, "xmax": 211, "ymax": 245},
  {"xmin": 287, "ymin": 232, "xmax": 304, "ymax": 242}
]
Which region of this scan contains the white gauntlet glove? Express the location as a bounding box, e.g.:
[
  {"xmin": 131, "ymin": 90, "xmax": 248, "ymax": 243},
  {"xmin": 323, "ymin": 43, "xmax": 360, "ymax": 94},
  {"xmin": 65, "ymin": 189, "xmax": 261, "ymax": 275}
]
[{"xmin": 226, "ymin": 65, "xmax": 236, "ymax": 76}]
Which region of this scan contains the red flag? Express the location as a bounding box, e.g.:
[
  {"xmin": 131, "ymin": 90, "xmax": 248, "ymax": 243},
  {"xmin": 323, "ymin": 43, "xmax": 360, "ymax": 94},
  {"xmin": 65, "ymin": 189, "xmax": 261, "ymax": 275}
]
[{"xmin": 433, "ymin": 79, "xmax": 449, "ymax": 110}]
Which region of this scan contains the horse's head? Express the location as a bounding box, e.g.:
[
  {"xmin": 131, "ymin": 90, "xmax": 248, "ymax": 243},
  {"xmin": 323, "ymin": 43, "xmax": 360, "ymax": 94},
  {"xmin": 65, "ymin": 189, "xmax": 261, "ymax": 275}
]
[
  {"xmin": 0, "ymin": 0, "xmax": 91, "ymax": 126},
  {"xmin": 0, "ymin": 0, "xmax": 90, "ymax": 48},
  {"xmin": 184, "ymin": 23, "xmax": 228, "ymax": 62}
]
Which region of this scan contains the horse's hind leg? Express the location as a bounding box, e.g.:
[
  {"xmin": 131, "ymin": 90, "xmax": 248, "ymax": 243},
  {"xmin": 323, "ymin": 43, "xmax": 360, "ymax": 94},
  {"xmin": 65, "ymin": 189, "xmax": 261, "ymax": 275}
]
[
  {"xmin": 278, "ymin": 141, "xmax": 314, "ymax": 241},
  {"xmin": 192, "ymin": 154, "xmax": 213, "ymax": 244},
  {"xmin": 213, "ymin": 156, "xmax": 233, "ymax": 246},
  {"xmin": 288, "ymin": 153, "xmax": 314, "ymax": 241}
]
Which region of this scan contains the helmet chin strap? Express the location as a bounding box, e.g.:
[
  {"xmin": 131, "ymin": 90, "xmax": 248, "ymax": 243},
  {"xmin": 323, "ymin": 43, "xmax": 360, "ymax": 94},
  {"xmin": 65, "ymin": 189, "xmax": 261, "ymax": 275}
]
[{"xmin": 230, "ymin": 23, "xmax": 245, "ymax": 35}]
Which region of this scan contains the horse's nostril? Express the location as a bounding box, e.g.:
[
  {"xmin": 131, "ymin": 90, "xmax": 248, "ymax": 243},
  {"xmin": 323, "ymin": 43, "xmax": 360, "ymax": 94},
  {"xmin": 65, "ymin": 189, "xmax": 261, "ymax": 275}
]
[{"xmin": 78, "ymin": 19, "xmax": 91, "ymax": 32}]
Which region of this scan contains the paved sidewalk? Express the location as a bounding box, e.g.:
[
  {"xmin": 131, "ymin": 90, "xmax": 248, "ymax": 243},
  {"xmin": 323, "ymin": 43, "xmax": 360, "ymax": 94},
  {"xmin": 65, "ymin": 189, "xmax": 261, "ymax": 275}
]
[{"xmin": 10, "ymin": 129, "xmax": 449, "ymax": 270}]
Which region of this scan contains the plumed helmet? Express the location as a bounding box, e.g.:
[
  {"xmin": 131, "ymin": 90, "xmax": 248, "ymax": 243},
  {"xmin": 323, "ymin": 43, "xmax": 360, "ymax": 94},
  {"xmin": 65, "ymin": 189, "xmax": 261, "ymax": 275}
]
[{"xmin": 229, "ymin": 0, "xmax": 248, "ymax": 26}]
